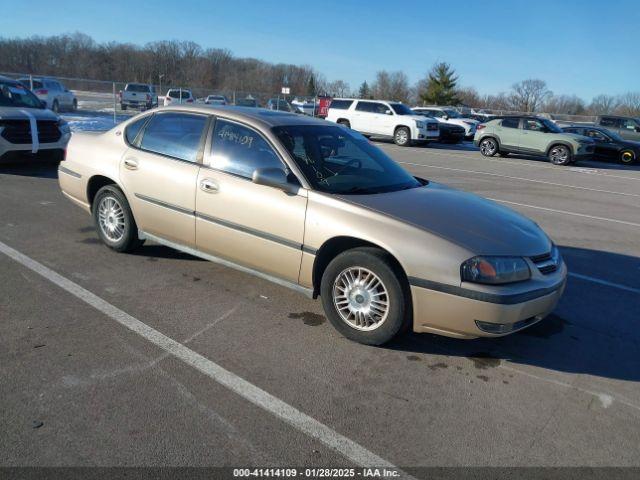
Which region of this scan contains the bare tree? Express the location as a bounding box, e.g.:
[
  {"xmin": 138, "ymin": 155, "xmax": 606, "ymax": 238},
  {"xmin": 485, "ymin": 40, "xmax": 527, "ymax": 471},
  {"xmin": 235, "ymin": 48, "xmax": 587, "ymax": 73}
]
[
  {"xmin": 616, "ymin": 92, "xmax": 640, "ymax": 117},
  {"xmin": 326, "ymin": 80, "xmax": 350, "ymax": 97},
  {"xmin": 456, "ymin": 86, "xmax": 482, "ymax": 108},
  {"xmin": 508, "ymin": 79, "xmax": 552, "ymax": 112},
  {"xmin": 371, "ymin": 70, "xmax": 410, "ymax": 103},
  {"xmin": 543, "ymin": 95, "xmax": 586, "ymax": 115},
  {"xmin": 587, "ymin": 94, "xmax": 618, "ymax": 115}
]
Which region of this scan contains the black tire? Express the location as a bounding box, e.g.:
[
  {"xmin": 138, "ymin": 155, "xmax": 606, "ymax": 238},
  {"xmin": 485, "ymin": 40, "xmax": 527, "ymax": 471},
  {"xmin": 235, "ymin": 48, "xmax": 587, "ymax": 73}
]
[
  {"xmin": 320, "ymin": 247, "xmax": 410, "ymax": 346},
  {"xmin": 51, "ymin": 100, "xmax": 59, "ymax": 113},
  {"xmin": 337, "ymin": 119, "xmax": 350, "ymax": 129},
  {"xmin": 92, "ymin": 185, "xmax": 144, "ymax": 253},
  {"xmin": 121, "ymin": 104, "xmax": 127, "ymax": 111},
  {"xmin": 548, "ymin": 144, "xmax": 572, "ymax": 166},
  {"xmin": 72, "ymin": 99, "xmax": 78, "ymax": 111},
  {"xmin": 620, "ymin": 150, "xmax": 636, "ymax": 165},
  {"xmin": 394, "ymin": 126, "xmax": 411, "ymax": 147},
  {"xmin": 479, "ymin": 137, "xmax": 498, "ymax": 156}
]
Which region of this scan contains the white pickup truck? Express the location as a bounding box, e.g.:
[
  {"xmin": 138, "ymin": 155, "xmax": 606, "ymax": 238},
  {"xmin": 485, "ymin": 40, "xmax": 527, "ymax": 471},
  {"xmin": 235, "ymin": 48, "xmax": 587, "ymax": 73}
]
[
  {"xmin": 326, "ymin": 98, "xmax": 440, "ymax": 146},
  {"xmin": 120, "ymin": 83, "xmax": 158, "ymax": 111}
]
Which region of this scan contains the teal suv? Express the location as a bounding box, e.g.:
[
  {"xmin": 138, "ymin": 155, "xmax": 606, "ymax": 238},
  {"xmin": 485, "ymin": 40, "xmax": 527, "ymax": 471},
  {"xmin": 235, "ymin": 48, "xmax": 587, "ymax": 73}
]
[{"xmin": 474, "ymin": 116, "xmax": 595, "ymax": 165}]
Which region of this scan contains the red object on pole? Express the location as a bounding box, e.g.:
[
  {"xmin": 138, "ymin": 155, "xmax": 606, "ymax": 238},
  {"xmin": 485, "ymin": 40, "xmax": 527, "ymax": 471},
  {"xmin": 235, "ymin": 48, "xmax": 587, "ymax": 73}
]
[{"xmin": 318, "ymin": 97, "xmax": 332, "ymax": 118}]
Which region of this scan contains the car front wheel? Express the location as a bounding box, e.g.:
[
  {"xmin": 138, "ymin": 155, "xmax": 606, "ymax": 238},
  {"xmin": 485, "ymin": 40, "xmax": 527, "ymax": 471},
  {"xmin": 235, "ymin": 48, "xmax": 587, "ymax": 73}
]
[
  {"xmin": 320, "ymin": 247, "xmax": 410, "ymax": 345},
  {"xmin": 479, "ymin": 137, "xmax": 498, "ymax": 156},
  {"xmin": 92, "ymin": 185, "xmax": 144, "ymax": 253},
  {"xmin": 394, "ymin": 127, "xmax": 411, "ymax": 146},
  {"xmin": 548, "ymin": 145, "xmax": 572, "ymax": 165}
]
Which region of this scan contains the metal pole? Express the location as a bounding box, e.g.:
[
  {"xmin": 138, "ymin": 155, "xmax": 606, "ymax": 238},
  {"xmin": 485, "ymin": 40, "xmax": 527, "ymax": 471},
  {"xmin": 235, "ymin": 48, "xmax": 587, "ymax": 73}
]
[
  {"xmin": 113, "ymin": 82, "xmax": 117, "ymax": 125},
  {"xmin": 29, "ymin": 74, "xmax": 33, "ymax": 91},
  {"xmin": 179, "ymin": 87, "xmax": 182, "ymax": 105}
]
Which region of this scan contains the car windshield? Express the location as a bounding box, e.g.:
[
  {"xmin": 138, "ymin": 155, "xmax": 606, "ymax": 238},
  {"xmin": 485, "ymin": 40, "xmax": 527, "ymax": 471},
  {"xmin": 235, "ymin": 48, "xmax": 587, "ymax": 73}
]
[
  {"xmin": 443, "ymin": 109, "xmax": 461, "ymax": 118},
  {"xmin": 542, "ymin": 119, "xmax": 563, "ymax": 133},
  {"xmin": 389, "ymin": 103, "xmax": 414, "ymax": 115},
  {"xmin": 126, "ymin": 84, "xmax": 150, "ymax": 92},
  {"xmin": 0, "ymin": 81, "xmax": 43, "ymax": 108},
  {"xmin": 273, "ymin": 124, "xmax": 422, "ymax": 195}
]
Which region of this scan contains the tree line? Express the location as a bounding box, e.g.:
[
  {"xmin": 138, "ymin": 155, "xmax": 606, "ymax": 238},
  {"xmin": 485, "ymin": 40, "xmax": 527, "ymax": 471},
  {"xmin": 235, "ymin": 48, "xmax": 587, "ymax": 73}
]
[{"xmin": 1, "ymin": 32, "xmax": 638, "ymax": 116}]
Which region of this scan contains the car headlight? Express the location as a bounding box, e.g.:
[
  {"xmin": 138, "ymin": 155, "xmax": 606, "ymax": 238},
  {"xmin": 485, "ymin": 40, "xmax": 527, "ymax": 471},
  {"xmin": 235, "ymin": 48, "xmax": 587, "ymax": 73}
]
[
  {"xmin": 58, "ymin": 119, "xmax": 71, "ymax": 135},
  {"xmin": 415, "ymin": 121, "xmax": 425, "ymax": 129},
  {"xmin": 461, "ymin": 256, "xmax": 531, "ymax": 285}
]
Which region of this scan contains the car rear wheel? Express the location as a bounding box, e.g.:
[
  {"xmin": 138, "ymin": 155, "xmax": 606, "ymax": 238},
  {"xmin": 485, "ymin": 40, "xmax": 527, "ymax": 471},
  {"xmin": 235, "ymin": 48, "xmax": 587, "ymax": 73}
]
[
  {"xmin": 320, "ymin": 247, "xmax": 409, "ymax": 345},
  {"xmin": 72, "ymin": 99, "xmax": 78, "ymax": 111},
  {"xmin": 394, "ymin": 127, "xmax": 411, "ymax": 146},
  {"xmin": 92, "ymin": 185, "xmax": 144, "ymax": 253},
  {"xmin": 121, "ymin": 104, "xmax": 127, "ymax": 111},
  {"xmin": 479, "ymin": 137, "xmax": 498, "ymax": 156},
  {"xmin": 548, "ymin": 145, "xmax": 572, "ymax": 165},
  {"xmin": 620, "ymin": 150, "xmax": 636, "ymax": 165},
  {"xmin": 51, "ymin": 100, "xmax": 59, "ymax": 113},
  {"xmin": 337, "ymin": 119, "xmax": 350, "ymax": 129}
]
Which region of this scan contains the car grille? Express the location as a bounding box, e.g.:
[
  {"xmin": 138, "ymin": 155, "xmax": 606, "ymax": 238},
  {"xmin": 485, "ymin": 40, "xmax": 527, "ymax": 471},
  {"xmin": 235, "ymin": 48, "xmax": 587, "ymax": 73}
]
[
  {"xmin": 530, "ymin": 252, "xmax": 557, "ymax": 275},
  {"xmin": 0, "ymin": 120, "xmax": 62, "ymax": 144}
]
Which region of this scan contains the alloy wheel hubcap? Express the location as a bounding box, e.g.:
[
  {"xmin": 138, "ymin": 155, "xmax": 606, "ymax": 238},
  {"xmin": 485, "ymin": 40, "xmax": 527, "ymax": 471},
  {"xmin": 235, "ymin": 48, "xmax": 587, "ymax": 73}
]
[
  {"xmin": 480, "ymin": 139, "xmax": 496, "ymax": 155},
  {"xmin": 396, "ymin": 130, "xmax": 408, "ymax": 144},
  {"xmin": 333, "ymin": 267, "xmax": 389, "ymax": 331},
  {"xmin": 98, "ymin": 196, "xmax": 125, "ymax": 242},
  {"xmin": 550, "ymin": 146, "xmax": 569, "ymax": 163},
  {"xmin": 622, "ymin": 151, "xmax": 634, "ymax": 163}
]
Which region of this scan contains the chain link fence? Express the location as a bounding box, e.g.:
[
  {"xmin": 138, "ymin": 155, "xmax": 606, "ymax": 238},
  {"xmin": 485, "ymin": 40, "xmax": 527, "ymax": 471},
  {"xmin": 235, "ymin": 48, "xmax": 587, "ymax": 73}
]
[{"xmin": 1, "ymin": 71, "xmax": 317, "ymax": 130}]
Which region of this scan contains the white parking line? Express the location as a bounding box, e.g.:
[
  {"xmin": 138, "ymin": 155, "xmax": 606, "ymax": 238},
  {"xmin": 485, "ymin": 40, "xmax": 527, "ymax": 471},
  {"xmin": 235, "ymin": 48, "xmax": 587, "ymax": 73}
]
[
  {"xmin": 397, "ymin": 161, "xmax": 640, "ymax": 198},
  {"xmin": 569, "ymin": 272, "xmax": 640, "ymax": 295},
  {"xmin": 0, "ymin": 240, "xmax": 410, "ymax": 474},
  {"xmin": 487, "ymin": 198, "xmax": 640, "ymax": 228}
]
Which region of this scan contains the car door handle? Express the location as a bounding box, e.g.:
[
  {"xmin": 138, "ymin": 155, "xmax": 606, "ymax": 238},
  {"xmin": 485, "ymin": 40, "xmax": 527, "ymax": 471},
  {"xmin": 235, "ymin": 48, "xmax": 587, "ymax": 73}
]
[
  {"xmin": 123, "ymin": 157, "xmax": 139, "ymax": 170},
  {"xmin": 200, "ymin": 178, "xmax": 219, "ymax": 193}
]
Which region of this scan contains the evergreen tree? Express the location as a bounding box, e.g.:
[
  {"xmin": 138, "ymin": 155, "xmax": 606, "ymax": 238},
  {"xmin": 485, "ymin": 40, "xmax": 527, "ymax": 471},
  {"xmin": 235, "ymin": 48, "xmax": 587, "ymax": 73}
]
[
  {"xmin": 419, "ymin": 62, "xmax": 460, "ymax": 105},
  {"xmin": 306, "ymin": 75, "xmax": 316, "ymax": 96},
  {"xmin": 358, "ymin": 81, "xmax": 371, "ymax": 99}
]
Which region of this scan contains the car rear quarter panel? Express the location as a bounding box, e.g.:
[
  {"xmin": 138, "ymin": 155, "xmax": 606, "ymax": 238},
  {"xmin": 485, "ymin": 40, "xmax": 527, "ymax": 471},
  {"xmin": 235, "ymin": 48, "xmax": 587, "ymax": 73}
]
[{"xmin": 58, "ymin": 129, "xmax": 125, "ymax": 210}]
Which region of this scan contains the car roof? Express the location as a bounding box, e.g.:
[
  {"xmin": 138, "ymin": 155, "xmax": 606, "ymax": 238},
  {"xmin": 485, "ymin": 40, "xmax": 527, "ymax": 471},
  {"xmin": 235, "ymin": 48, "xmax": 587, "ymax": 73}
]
[
  {"xmin": 0, "ymin": 75, "xmax": 20, "ymax": 84},
  {"xmin": 160, "ymin": 105, "xmax": 327, "ymax": 128}
]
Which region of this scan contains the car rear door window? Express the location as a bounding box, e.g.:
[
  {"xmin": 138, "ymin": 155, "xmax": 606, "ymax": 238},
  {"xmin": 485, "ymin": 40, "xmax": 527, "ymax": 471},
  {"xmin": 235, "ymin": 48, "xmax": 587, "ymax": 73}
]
[
  {"xmin": 139, "ymin": 112, "xmax": 208, "ymax": 162},
  {"xmin": 355, "ymin": 101, "xmax": 373, "ymax": 112},
  {"xmin": 600, "ymin": 117, "xmax": 620, "ymax": 128},
  {"xmin": 329, "ymin": 99, "xmax": 353, "ymax": 110},
  {"xmin": 501, "ymin": 118, "xmax": 520, "ymax": 129},
  {"xmin": 210, "ymin": 119, "xmax": 285, "ymax": 179}
]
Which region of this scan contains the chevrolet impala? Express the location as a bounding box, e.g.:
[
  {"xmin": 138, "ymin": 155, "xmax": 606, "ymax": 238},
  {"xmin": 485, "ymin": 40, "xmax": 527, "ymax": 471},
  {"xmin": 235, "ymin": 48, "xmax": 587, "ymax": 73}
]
[{"xmin": 58, "ymin": 105, "xmax": 567, "ymax": 345}]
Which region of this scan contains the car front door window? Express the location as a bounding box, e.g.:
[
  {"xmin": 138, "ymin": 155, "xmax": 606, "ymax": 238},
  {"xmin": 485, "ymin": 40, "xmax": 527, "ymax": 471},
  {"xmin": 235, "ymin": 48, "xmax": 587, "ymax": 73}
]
[{"xmin": 209, "ymin": 119, "xmax": 286, "ymax": 179}]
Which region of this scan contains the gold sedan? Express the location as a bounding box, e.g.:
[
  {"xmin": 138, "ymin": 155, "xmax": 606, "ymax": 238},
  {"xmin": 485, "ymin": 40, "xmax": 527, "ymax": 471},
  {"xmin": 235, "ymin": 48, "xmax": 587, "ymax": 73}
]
[{"xmin": 58, "ymin": 105, "xmax": 567, "ymax": 345}]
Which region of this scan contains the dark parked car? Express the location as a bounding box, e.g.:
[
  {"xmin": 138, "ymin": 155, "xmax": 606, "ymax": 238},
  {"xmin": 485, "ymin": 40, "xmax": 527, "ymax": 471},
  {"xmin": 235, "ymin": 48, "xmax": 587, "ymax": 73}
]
[
  {"xmin": 594, "ymin": 115, "xmax": 640, "ymax": 142},
  {"xmin": 437, "ymin": 123, "xmax": 466, "ymax": 144},
  {"xmin": 562, "ymin": 125, "xmax": 639, "ymax": 165}
]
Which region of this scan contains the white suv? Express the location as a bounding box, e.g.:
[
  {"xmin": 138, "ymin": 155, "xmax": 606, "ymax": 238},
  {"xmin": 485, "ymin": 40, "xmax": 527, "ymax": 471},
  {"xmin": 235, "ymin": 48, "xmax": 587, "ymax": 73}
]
[
  {"xmin": 163, "ymin": 89, "xmax": 194, "ymax": 106},
  {"xmin": 412, "ymin": 107, "xmax": 478, "ymax": 139},
  {"xmin": 326, "ymin": 98, "xmax": 439, "ymax": 146}
]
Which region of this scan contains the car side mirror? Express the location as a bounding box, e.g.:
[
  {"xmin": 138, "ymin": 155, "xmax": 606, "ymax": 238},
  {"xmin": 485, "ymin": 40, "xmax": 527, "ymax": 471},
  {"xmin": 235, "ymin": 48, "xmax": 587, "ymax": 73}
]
[
  {"xmin": 252, "ymin": 168, "xmax": 298, "ymax": 194},
  {"xmin": 385, "ymin": 109, "xmax": 393, "ymax": 115}
]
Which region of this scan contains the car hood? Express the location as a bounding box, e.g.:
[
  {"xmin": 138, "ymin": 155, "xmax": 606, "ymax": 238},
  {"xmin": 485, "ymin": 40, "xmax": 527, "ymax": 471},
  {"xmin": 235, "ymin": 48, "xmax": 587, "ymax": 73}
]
[
  {"xmin": 398, "ymin": 114, "xmax": 437, "ymax": 123},
  {"xmin": 560, "ymin": 132, "xmax": 593, "ymax": 143},
  {"xmin": 338, "ymin": 182, "xmax": 551, "ymax": 256},
  {"xmin": 0, "ymin": 106, "xmax": 59, "ymax": 121}
]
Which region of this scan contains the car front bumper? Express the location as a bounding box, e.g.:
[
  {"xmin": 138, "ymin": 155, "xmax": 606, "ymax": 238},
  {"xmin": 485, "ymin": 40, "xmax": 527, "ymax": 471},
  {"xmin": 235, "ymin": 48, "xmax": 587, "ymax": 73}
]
[
  {"xmin": 0, "ymin": 134, "xmax": 71, "ymax": 163},
  {"xmin": 410, "ymin": 268, "xmax": 567, "ymax": 339}
]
